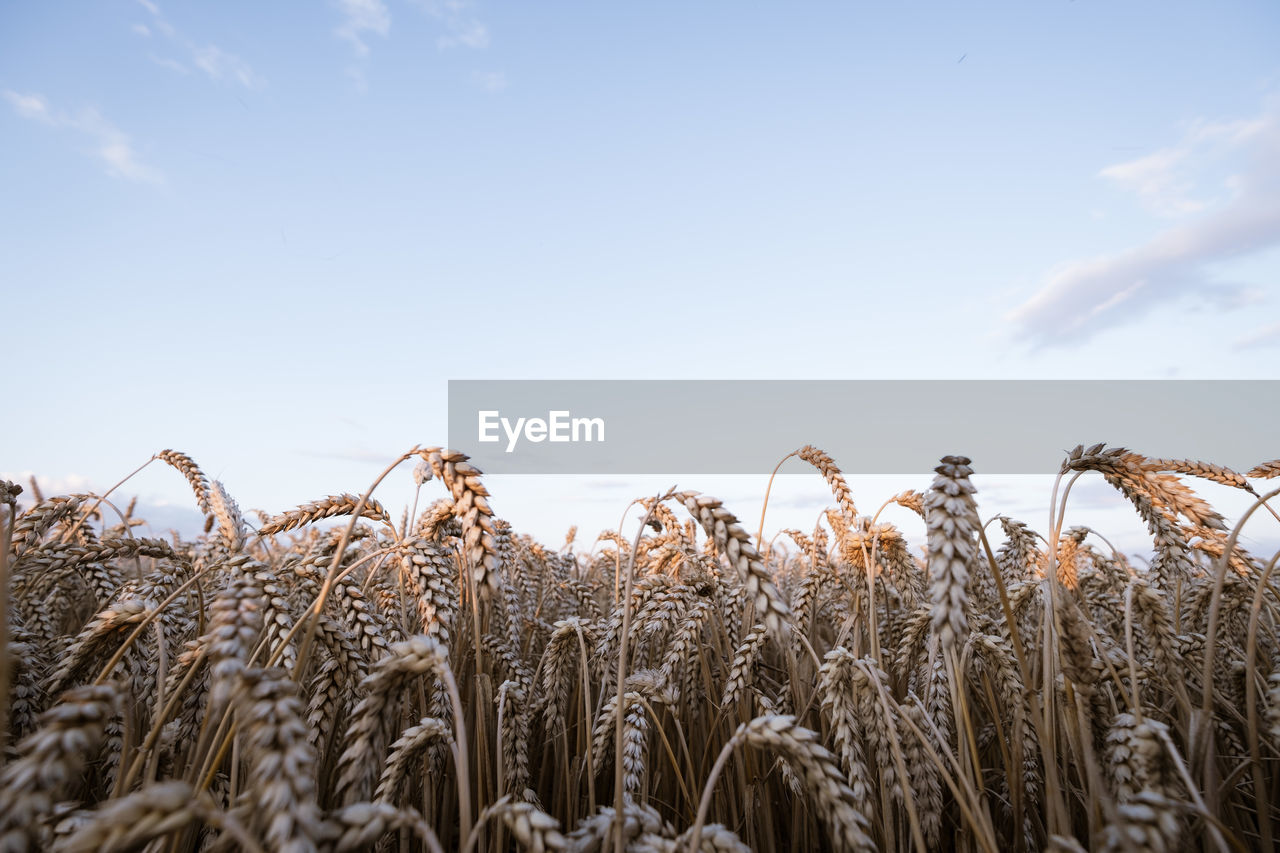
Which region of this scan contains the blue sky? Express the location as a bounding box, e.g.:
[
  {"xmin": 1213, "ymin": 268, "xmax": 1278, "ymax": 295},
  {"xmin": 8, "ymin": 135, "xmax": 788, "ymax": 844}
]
[{"xmin": 3, "ymin": 1, "xmax": 1279, "ymax": 551}]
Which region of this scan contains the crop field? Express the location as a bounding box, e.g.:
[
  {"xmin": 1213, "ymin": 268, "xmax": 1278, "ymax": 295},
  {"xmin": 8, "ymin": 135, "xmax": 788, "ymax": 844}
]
[{"xmin": 1, "ymin": 444, "xmax": 1279, "ymax": 852}]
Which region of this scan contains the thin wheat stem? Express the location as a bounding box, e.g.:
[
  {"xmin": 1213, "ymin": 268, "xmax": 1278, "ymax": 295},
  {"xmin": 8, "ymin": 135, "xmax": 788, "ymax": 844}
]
[
  {"xmin": 613, "ymin": 490, "xmax": 673, "ymax": 853},
  {"xmin": 1197, "ymin": 487, "xmax": 1280, "ymax": 786},
  {"xmin": 294, "ymin": 447, "xmax": 419, "ymax": 680},
  {"xmin": 1243, "ymin": 549, "xmax": 1280, "ymax": 852}
]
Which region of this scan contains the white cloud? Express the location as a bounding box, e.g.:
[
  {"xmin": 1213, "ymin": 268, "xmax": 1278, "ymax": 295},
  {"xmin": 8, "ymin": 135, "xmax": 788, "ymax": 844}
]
[
  {"xmin": 136, "ymin": 0, "xmax": 175, "ymax": 38},
  {"xmin": 1, "ymin": 470, "xmax": 206, "ymax": 535},
  {"xmin": 1008, "ymin": 101, "xmax": 1280, "ymax": 348},
  {"xmin": 1188, "ymin": 116, "xmax": 1268, "ymax": 146},
  {"xmin": 440, "ymin": 20, "xmax": 489, "ymax": 50},
  {"xmin": 333, "ymin": 0, "xmax": 491, "ymax": 88},
  {"xmin": 148, "ymin": 53, "xmax": 189, "ymax": 74},
  {"xmin": 1234, "ymin": 321, "xmax": 1280, "ymax": 350},
  {"xmin": 334, "ymin": 0, "xmax": 391, "ymax": 57},
  {"xmin": 415, "ymin": 0, "xmax": 489, "ymax": 49},
  {"xmin": 193, "ymin": 44, "xmax": 260, "ymax": 87},
  {"xmin": 4, "ymin": 91, "xmax": 51, "ymax": 121},
  {"xmin": 343, "ymin": 65, "xmax": 371, "ymax": 93},
  {"xmin": 473, "ymin": 70, "xmax": 507, "ymax": 92},
  {"xmin": 1100, "ymin": 115, "xmax": 1270, "ymax": 218},
  {"xmin": 1100, "ymin": 148, "xmax": 1202, "ymax": 216},
  {"xmin": 96, "ymin": 134, "xmax": 161, "ymax": 182},
  {"xmin": 4, "ymin": 91, "xmax": 163, "ymax": 183},
  {"xmin": 131, "ymin": 0, "xmax": 259, "ymax": 87},
  {"xmin": 1, "ymin": 471, "xmax": 97, "ymax": 497}
]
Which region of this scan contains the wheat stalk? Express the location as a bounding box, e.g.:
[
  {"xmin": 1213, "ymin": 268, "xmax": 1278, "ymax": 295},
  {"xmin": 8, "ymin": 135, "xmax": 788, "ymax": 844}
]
[
  {"xmin": 258, "ymin": 494, "xmax": 393, "ymax": 536},
  {"xmin": 417, "ymin": 447, "xmax": 501, "ymax": 598},
  {"xmin": 231, "ymin": 666, "xmax": 327, "ymax": 851},
  {"xmin": 374, "ymin": 715, "xmax": 451, "ymax": 804},
  {"xmin": 5, "ymin": 442, "xmax": 1279, "ymax": 851},
  {"xmin": 677, "ymin": 492, "xmax": 792, "ymax": 641},
  {"xmin": 0, "ymin": 684, "xmax": 118, "ymax": 850},
  {"xmin": 734, "ymin": 715, "xmax": 875, "ymax": 853}
]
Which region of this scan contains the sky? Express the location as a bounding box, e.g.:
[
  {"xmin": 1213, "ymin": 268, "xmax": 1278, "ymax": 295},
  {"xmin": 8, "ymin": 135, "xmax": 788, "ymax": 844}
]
[{"xmin": 3, "ymin": 1, "xmax": 1279, "ymax": 555}]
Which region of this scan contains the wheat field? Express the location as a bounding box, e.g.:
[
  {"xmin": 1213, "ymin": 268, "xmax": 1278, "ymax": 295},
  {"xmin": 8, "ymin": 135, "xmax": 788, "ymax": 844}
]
[{"xmin": 1, "ymin": 443, "xmax": 1279, "ymax": 852}]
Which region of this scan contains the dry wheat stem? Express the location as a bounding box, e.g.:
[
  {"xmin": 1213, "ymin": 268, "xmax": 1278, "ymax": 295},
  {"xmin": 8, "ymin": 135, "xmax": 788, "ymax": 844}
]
[
  {"xmin": 1196, "ymin": 486, "xmax": 1280, "ymax": 783},
  {"xmin": 293, "ymin": 447, "xmax": 420, "ymax": 683},
  {"xmin": 612, "ymin": 490, "xmax": 672, "ymax": 853},
  {"xmin": 6, "ymin": 442, "xmax": 1280, "ymax": 851}
]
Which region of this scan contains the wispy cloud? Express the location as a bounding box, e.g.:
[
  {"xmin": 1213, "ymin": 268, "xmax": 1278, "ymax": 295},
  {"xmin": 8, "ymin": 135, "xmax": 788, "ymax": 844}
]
[
  {"xmin": 132, "ymin": 0, "xmax": 261, "ymax": 88},
  {"xmin": 415, "ymin": 0, "xmax": 489, "ymax": 49},
  {"xmin": 1099, "ymin": 148, "xmax": 1202, "ymax": 217},
  {"xmin": 334, "ymin": 0, "xmax": 391, "ymax": 57},
  {"xmin": 135, "ymin": 0, "xmax": 175, "ymax": 38},
  {"xmin": 192, "ymin": 44, "xmax": 258, "ymax": 87},
  {"xmin": 472, "ymin": 70, "xmax": 506, "ymax": 92},
  {"xmin": 3, "ymin": 90, "xmax": 162, "ymax": 183},
  {"xmin": 1007, "ymin": 101, "xmax": 1280, "ymax": 348},
  {"xmin": 1, "ymin": 470, "xmax": 98, "ymax": 497},
  {"xmin": 333, "ymin": 1, "xmax": 491, "ymax": 90},
  {"xmin": 1235, "ymin": 321, "xmax": 1280, "ymax": 350},
  {"xmin": 5, "ymin": 91, "xmax": 50, "ymax": 121},
  {"xmin": 1100, "ymin": 116, "xmax": 1268, "ymax": 217},
  {"xmin": 148, "ymin": 53, "xmax": 189, "ymax": 75}
]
